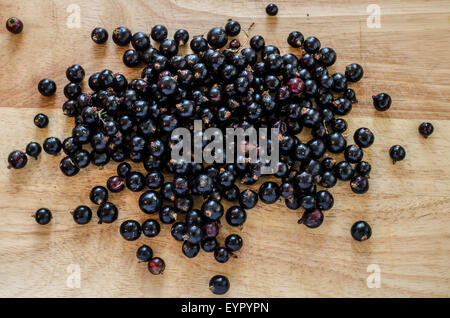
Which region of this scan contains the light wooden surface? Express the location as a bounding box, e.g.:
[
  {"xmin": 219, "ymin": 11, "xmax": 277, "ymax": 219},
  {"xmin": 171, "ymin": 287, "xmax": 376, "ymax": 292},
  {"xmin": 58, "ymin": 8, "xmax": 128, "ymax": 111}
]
[{"xmin": 0, "ymin": 0, "xmax": 449, "ymax": 298}]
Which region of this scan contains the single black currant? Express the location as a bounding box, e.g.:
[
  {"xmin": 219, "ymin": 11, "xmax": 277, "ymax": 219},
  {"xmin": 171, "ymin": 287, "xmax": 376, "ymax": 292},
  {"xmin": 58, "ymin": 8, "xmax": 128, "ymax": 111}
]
[
  {"xmin": 72, "ymin": 205, "xmax": 92, "ymax": 225},
  {"xmin": 35, "ymin": 208, "xmax": 52, "ymax": 225},
  {"xmin": 351, "ymin": 221, "xmax": 372, "ymax": 241}
]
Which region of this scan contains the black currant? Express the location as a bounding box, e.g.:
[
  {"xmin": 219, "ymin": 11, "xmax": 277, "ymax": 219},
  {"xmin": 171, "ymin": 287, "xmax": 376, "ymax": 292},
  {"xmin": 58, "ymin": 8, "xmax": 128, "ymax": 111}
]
[
  {"xmin": 372, "ymin": 93, "xmax": 391, "ymax": 111},
  {"xmin": 35, "ymin": 208, "xmax": 52, "ymax": 225},
  {"xmin": 91, "ymin": 27, "xmax": 108, "ymax": 44},
  {"xmin": 265, "ymin": 3, "xmax": 278, "ymax": 16},
  {"xmin": 137, "ymin": 245, "xmax": 153, "ymax": 262},
  {"xmin": 142, "ymin": 219, "xmax": 161, "ymax": 237},
  {"xmin": 120, "ymin": 220, "xmax": 141, "ymax": 241},
  {"xmin": 351, "ymin": 221, "xmax": 372, "ymax": 241},
  {"xmin": 389, "ymin": 145, "xmax": 406, "ymax": 163},
  {"xmin": 38, "ymin": 79, "xmax": 56, "ymax": 96},
  {"xmin": 419, "ymin": 122, "xmax": 433, "ymax": 138},
  {"xmin": 26, "ymin": 142, "xmax": 41, "ymax": 159},
  {"xmin": 72, "ymin": 205, "xmax": 92, "ymax": 225}
]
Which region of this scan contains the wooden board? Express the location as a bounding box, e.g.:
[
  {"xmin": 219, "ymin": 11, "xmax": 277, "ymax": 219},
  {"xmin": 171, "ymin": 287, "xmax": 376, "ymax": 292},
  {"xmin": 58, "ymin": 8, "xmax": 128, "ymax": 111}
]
[{"xmin": 0, "ymin": 0, "xmax": 449, "ymax": 297}]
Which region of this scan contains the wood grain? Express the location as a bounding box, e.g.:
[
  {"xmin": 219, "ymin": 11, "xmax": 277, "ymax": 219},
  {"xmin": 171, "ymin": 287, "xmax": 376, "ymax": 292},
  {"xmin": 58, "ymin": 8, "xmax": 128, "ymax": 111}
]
[{"xmin": 0, "ymin": 0, "xmax": 449, "ymax": 297}]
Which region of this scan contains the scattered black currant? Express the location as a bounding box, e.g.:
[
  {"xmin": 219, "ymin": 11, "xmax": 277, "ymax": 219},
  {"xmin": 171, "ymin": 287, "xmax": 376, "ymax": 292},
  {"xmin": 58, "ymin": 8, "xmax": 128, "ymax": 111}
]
[
  {"xmin": 259, "ymin": 182, "xmax": 280, "ymax": 204},
  {"xmin": 171, "ymin": 222, "xmax": 187, "ymax": 241},
  {"xmin": 139, "ymin": 190, "xmax": 162, "ymax": 214},
  {"xmin": 7, "ymin": 150, "xmax": 27, "ymax": 169},
  {"xmin": 90, "ymin": 186, "xmax": 108, "ymax": 205},
  {"xmin": 344, "ymin": 144, "xmax": 363, "ymax": 163},
  {"xmin": 137, "ymin": 245, "xmax": 153, "ymax": 262},
  {"xmin": 159, "ymin": 206, "xmax": 178, "ymax": 224},
  {"xmin": 126, "ymin": 171, "xmax": 145, "ymax": 192},
  {"xmin": 38, "ymin": 79, "xmax": 56, "ymax": 96},
  {"xmin": 120, "ymin": 220, "xmax": 142, "ymax": 241},
  {"xmin": 225, "ymin": 206, "xmax": 247, "ymax": 227},
  {"xmin": 97, "ymin": 202, "xmax": 118, "ymax": 224},
  {"xmin": 209, "ymin": 275, "xmax": 230, "ymax": 295},
  {"xmin": 43, "ymin": 137, "xmax": 62, "ymax": 155},
  {"xmin": 148, "ymin": 257, "xmax": 165, "ymax": 275},
  {"xmin": 107, "ymin": 176, "xmax": 125, "ymax": 193},
  {"xmin": 35, "ymin": 208, "xmax": 52, "ymax": 225},
  {"xmin": 389, "ymin": 145, "xmax": 406, "ymax": 163},
  {"xmin": 418, "ymin": 122, "xmax": 433, "ymax": 138},
  {"xmin": 25, "ymin": 142, "xmax": 41, "ymax": 159},
  {"xmin": 60, "ymin": 156, "xmax": 80, "ymax": 176},
  {"xmin": 72, "ymin": 205, "xmax": 92, "ymax": 225},
  {"xmin": 34, "ymin": 113, "xmax": 49, "ymax": 128},
  {"xmin": 350, "ymin": 175, "xmax": 369, "ymax": 194},
  {"xmin": 91, "ymin": 27, "xmax": 108, "ymax": 44},
  {"xmin": 345, "ymin": 63, "xmax": 364, "ymax": 82},
  {"xmin": 174, "ymin": 29, "xmax": 189, "ymax": 46},
  {"xmin": 214, "ymin": 246, "xmax": 231, "ymax": 263},
  {"xmin": 112, "ymin": 26, "xmax": 132, "ymax": 46},
  {"xmin": 142, "ymin": 219, "xmax": 161, "ymax": 237},
  {"xmin": 354, "ymin": 127, "xmax": 375, "ymax": 148},
  {"xmin": 207, "ymin": 27, "xmax": 228, "ymax": 49},
  {"xmin": 265, "ymin": 3, "xmax": 278, "ymax": 16},
  {"xmin": 287, "ymin": 31, "xmax": 304, "ymax": 48},
  {"xmin": 298, "ymin": 209, "xmax": 323, "ymax": 228},
  {"xmin": 66, "ymin": 64, "xmax": 85, "ymax": 83},
  {"xmin": 151, "ymin": 24, "xmax": 168, "ymax": 42},
  {"xmin": 372, "ymin": 93, "xmax": 391, "ymax": 111},
  {"xmin": 351, "ymin": 221, "xmax": 372, "ymax": 241},
  {"xmin": 182, "ymin": 241, "xmax": 200, "ymax": 258},
  {"xmin": 6, "ymin": 17, "xmax": 23, "ymax": 34},
  {"xmin": 225, "ymin": 234, "xmax": 243, "ymax": 252}
]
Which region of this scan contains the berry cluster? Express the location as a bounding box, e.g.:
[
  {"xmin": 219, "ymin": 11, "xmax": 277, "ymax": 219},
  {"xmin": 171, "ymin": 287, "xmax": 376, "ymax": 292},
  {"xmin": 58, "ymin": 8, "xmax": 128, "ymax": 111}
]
[{"xmin": 6, "ymin": 9, "xmax": 430, "ymax": 295}]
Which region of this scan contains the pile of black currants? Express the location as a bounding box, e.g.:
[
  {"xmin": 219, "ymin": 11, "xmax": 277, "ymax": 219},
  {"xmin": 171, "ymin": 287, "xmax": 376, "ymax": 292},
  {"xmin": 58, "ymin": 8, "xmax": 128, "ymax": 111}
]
[{"xmin": 7, "ymin": 11, "xmax": 425, "ymax": 295}]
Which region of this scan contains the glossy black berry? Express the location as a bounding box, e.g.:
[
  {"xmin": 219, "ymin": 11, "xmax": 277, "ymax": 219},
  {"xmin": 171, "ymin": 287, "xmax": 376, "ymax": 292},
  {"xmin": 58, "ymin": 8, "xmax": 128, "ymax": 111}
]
[
  {"xmin": 43, "ymin": 137, "xmax": 62, "ymax": 155},
  {"xmin": 250, "ymin": 35, "xmax": 265, "ymax": 51},
  {"xmin": 345, "ymin": 63, "xmax": 364, "ymax": 82},
  {"xmin": 151, "ymin": 24, "xmax": 168, "ymax": 42},
  {"xmin": 326, "ymin": 132, "xmax": 347, "ymax": 153},
  {"xmin": 259, "ymin": 182, "xmax": 280, "ymax": 204},
  {"xmin": 7, "ymin": 150, "xmax": 27, "ymax": 169},
  {"xmin": 91, "ymin": 27, "xmax": 108, "ymax": 44},
  {"xmin": 148, "ymin": 257, "xmax": 165, "ymax": 275},
  {"xmin": 331, "ymin": 118, "xmax": 348, "ymax": 133},
  {"xmin": 139, "ymin": 190, "xmax": 162, "ymax": 214},
  {"xmin": 120, "ymin": 220, "xmax": 141, "ymax": 241},
  {"xmin": 351, "ymin": 221, "xmax": 372, "ymax": 241},
  {"xmin": 335, "ymin": 161, "xmax": 354, "ymax": 181},
  {"xmin": 73, "ymin": 150, "xmax": 90, "ymax": 168},
  {"xmin": 171, "ymin": 222, "xmax": 187, "ymax": 241},
  {"xmin": 131, "ymin": 32, "xmax": 151, "ymax": 51},
  {"xmin": 159, "ymin": 206, "xmax": 178, "ymax": 224},
  {"xmin": 214, "ymin": 247, "xmax": 231, "ymax": 263},
  {"xmin": 126, "ymin": 171, "xmax": 145, "ymax": 192},
  {"xmin": 304, "ymin": 36, "xmax": 321, "ymax": 53},
  {"xmin": 6, "ymin": 17, "xmax": 23, "ymax": 34},
  {"xmin": 321, "ymin": 157, "xmax": 336, "ymax": 171},
  {"xmin": 97, "ymin": 202, "xmax": 118, "ymax": 224},
  {"xmin": 64, "ymin": 83, "xmax": 82, "ymax": 99},
  {"xmin": 26, "ymin": 142, "xmax": 41, "ymax": 159},
  {"xmin": 225, "ymin": 234, "xmax": 243, "ymax": 252},
  {"xmin": 419, "ymin": 122, "xmax": 433, "ymax": 138},
  {"xmin": 287, "ymin": 31, "xmax": 304, "ymax": 48},
  {"xmin": 209, "ymin": 275, "xmax": 230, "ymax": 295},
  {"xmin": 123, "ymin": 49, "xmax": 140, "ymax": 67},
  {"xmin": 190, "ymin": 36, "xmax": 208, "ymax": 53},
  {"xmin": 372, "ymin": 93, "xmax": 391, "ymax": 111},
  {"xmin": 201, "ymin": 199, "xmax": 224, "ymax": 221},
  {"xmin": 316, "ymin": 190, "xmax": 334, "ymax": 211},
  {"xmin": 182, "ymin": 241, "xmax": 200, "ymax": 258},
  {"xmin": 137, "ymin": 245, "xmax": 153, "ymax": 262},
  {"xmin": 146, "ymin": 171, "xmax": 164, "ymax": 189},
  {"xmin": 318, "ymin": 171, "xmax": 337, "ymax": 188},
  {"xmin": 89, "ymin": 186, "xmax": 108, "ymax": 205},
  {"xmin": 202, "ymin": 238, "xmax": 218, "ymax": 252},
  {"xmin": 389, "ymin": 145, "xmax": 406, "ymax": 163},
  {"xmin": 222, "ymin": 184, "xmax": 240, "ymax": 201},
  {"xmin": 174, "ymin": 29, "xmax": 189, "ymax": 46},
  {"xmin": 116, "ymin": 162, "xmax": 131, "ymax": 178},
  {"xmin": 142, "ymin": 219, "xmax": 161, "ymax": 237},
  {"xmin": 350, "ymin": 175, "xmax": 369, "ymax": 194},
  {"xmin": 265, "ymin": 3, "xmax": 278, "ymax": 16},
  {"xmin": 72, "ymin": 205, "xmax": 92, "ymax": 225},
  {"xmin": 112, "ymin": 26, "xmax": 132, "ymax": 46},
  {"xmin": 226, "ymin": 206, "xmax": 247, "ymax": 227},
  {"xmin": 298, "ymin": 209, "xmax": 323, "ymax": 228},
  {"xmin": 356, "ymin": 161, "xmax": 371, "ymax": 177},
  {"xmin": 34, "ymin": 113, "xmax": 49, "ymax": 128},
  {"xmin": 38, "ymin": 79, "xmax": 56, "ymax": 96},
  {"xmin": 316, "ymin": 47, "xmax": 336, "ymax": 67},
  {"xmin": 207, "ymin": 27, "xmax": 228, "ymax": 49},
  {"xmin": 35, "ymin": 208, "xmax": 52, "ymax": 225},
  {"xmin": 66, "ymin": 64, "xmax": 85, "ymax": 83},
  {"xmin": 354, "ymin": 127, "xmax": 375, "ymax": 148},
  {"xmin": 107, "ymin": 176, "xmax": 125, "ymax": 193},
  {"xmin": 60, "ymin": 156, "xmax": 80, "ymax": 176},
  {"xmin": 225, "ymin": 20, "xmax": 241, "ymax": 36},
  {"xmin": 344, "ymin": 144, "xmax": 363, "ymax": 163},
  {"xmin": 186, "ymin": 224, "xmax": 203, "ymax": 244}
]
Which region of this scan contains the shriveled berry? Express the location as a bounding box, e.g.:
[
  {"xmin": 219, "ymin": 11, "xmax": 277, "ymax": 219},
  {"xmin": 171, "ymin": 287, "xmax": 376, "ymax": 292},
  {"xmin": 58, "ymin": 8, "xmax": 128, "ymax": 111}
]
[{"xmin": 6, "ymin": 17, "xmax": 23, "ymax": 34}]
